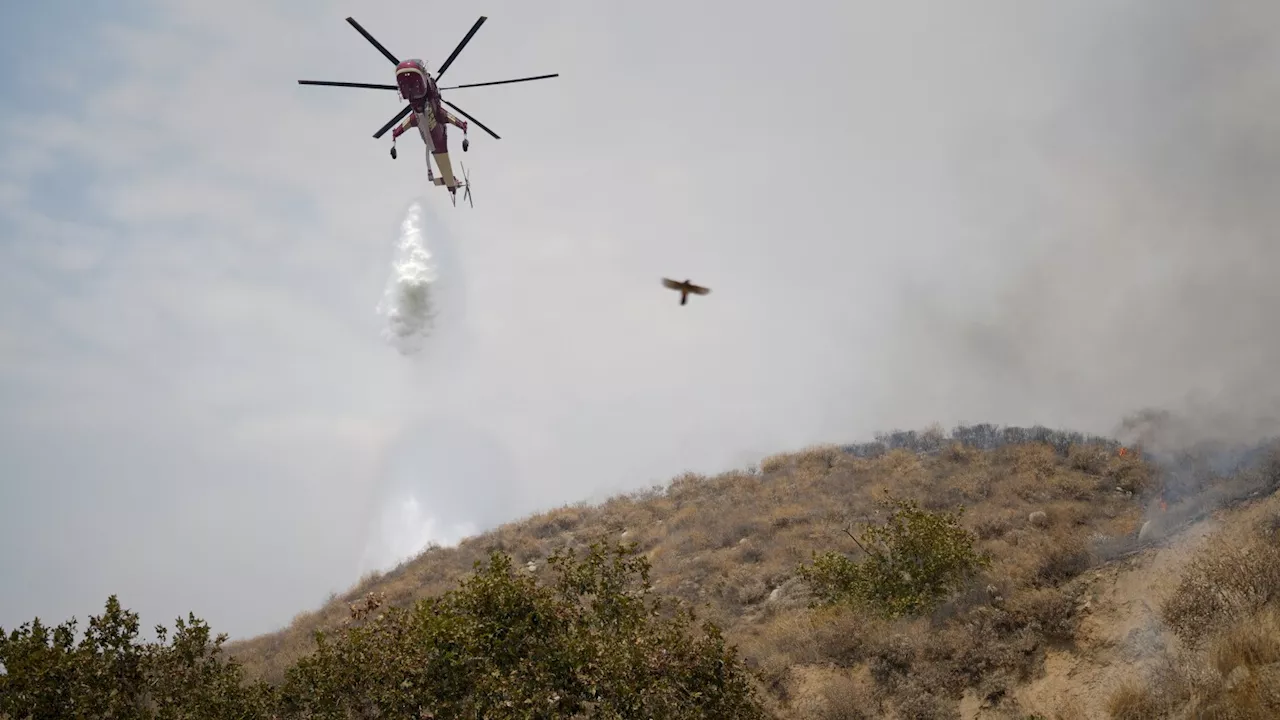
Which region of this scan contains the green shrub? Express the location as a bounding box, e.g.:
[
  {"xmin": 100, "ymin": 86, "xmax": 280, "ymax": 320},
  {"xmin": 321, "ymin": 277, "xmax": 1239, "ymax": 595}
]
[
  {"xmin": 0, "ymin": 595, "xmax": 277, "ymax": 719},
  {"xmin": 1, "ymin": 541, "xmax": 765, "ymax": 720},
  {"xmin": 282, "ymin": 540, "xmax": 765, "ymax": 719},
  {"xmin": 798, "ymin": 497, "xmax": 991, "ymax": 618}
]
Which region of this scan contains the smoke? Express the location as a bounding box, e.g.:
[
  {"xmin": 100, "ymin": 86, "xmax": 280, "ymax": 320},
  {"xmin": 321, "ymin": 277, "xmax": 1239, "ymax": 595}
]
[
  {"xmin": 1117, "ymin": 406, "xmax": 1280, "ymax": 463},
  {"xmin": 864, "ymin": 1, "xmax": 1280, "ymax": 451},
  {"xmin": 376, "ymin": 201, "xmax": 438, "ymax": 357},
  {"xmin": 1116, "ymin": 405, "xmax": 1280, "ymax": 549}
]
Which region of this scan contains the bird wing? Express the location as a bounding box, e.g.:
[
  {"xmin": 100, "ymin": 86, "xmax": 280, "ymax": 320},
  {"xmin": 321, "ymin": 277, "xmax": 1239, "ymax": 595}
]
[
  {"xmin": 687, "ymin": 284, "xmax": 710, "ymax": 295},
  {"xmin": 661, "ymin": 278, "xmax": 683, "ymax": 291}
]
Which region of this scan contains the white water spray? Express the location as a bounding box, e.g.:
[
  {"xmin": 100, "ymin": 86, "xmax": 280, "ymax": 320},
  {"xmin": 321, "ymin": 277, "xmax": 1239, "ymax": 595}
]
[
  {"xmin": 361, "ymin": 495, "xmax": 478, "ymax": 574},
  {"xmin": 360, "ymin": 200, "xmax": 503, "ymax": 576},
  {"xmin": 376, "ymin": 201, "xmax": 437, "ymax": 356}
]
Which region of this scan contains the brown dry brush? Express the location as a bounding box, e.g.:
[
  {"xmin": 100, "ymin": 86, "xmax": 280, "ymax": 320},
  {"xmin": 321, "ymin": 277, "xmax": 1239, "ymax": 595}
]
[
  {"xmin": 1107, "ymin": 494, "xmax": 1280, "ymax": 719},
  {"xmin": 227, "ymin": 425, "xmax": 1147, "ymax": 683}
]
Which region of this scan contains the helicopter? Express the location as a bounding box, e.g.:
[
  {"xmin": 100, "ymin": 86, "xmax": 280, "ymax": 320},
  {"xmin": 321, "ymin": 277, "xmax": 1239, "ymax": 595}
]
[{"xmin": 298, "ymin": 16, "xmax": 558, "ymax": 206}]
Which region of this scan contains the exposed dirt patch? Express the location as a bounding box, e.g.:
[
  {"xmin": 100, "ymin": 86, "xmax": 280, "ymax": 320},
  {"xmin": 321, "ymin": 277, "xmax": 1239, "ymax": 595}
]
[{"xmin": 1005, "ymin": 516, "xmax": 1217, "ymax": 718}]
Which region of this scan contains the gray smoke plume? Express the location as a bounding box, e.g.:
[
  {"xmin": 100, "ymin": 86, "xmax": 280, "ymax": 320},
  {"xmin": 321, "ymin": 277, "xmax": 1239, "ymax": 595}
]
[{"xmin": 867, "ymin": 1, "xmax": 1280, "ymax": 449}]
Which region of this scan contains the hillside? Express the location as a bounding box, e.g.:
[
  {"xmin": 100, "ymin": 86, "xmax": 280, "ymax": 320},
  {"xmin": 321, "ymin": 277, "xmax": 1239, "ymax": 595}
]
[
  {"xmin": 6, "ymin": 423, "xmax": 1277, "ymax": 718},
  {"xmin": 222, "ymin": 423, "xmax": 1280, "ymax": 718}
]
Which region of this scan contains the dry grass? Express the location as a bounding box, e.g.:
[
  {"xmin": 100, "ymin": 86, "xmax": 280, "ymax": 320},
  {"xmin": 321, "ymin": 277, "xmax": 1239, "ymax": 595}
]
[
  {"xmin": 1106, "ymin": 681, "xmax": 1165, "ymax": 719},
  {"xmin": 1105, "ymin": 491, "xmax": 1280, "ymax": 720},
  {"xmin": 1161, "ymin": 533, "xmax": 1280, "ymax": 650},
  {"xmin": 226, "ymin": 430, "xmax": 1165, "ymax": 717},
  {"xmin": 222, "ymin": 428, "xmax": 1280, "ymax": 718}
]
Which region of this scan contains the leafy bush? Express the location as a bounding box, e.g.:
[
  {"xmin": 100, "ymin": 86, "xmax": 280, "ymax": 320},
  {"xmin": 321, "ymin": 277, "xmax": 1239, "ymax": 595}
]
[
  {"xmin": 0, "ymin": 595, "xmax": 277, "ymax": 719},
  {"xmin": 797, "ymin": 497, "xmax": 991, "ymax": 618},
  {"xmin": 1, "ymin": 541, "xmax": 765, "ymax": 720}
]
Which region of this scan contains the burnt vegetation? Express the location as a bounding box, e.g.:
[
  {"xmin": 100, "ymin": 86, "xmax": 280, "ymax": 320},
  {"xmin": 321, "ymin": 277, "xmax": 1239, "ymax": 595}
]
[{"xmin": 3, "ymin": 423, "xmax": 1280, "ymax": 718}]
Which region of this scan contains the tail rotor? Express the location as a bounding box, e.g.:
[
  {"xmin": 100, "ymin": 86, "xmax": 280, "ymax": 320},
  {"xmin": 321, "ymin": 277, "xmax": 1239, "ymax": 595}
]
[{"xmin": 460, "ymin": 163, "xmax": 473, "ymax": 208}]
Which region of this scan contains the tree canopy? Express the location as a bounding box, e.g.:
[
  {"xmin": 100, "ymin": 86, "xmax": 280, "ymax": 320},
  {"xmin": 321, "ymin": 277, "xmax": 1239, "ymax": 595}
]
[{"xmin": 1, "ymin": 541, "xmax": 765, "ymax": 720}]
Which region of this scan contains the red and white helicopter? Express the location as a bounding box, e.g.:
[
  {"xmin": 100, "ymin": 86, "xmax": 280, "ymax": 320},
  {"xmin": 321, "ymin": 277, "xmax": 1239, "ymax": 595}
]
[{"xmin": 299, "ymin": 16, "xmax": 558, "ymax": 207}]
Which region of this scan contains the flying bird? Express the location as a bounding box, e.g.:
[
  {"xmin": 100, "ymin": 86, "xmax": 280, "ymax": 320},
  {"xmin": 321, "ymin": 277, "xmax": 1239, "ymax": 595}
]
[{"xmin": 662, "ymin": 278, "xmax": 711, "ymax": 306}]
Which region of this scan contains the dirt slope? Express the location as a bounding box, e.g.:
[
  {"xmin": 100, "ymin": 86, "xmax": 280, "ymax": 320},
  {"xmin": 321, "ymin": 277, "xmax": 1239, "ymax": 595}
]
[{"xmin": 1006, "ymin": 517, "xmax": 1219, "ymax": 718}]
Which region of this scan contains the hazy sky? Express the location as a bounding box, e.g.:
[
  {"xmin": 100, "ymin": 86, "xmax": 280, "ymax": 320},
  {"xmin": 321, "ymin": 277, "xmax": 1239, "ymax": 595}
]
[{"xmin": 3, "ymin": 0, "xmax": 1279, "ymax": 640}]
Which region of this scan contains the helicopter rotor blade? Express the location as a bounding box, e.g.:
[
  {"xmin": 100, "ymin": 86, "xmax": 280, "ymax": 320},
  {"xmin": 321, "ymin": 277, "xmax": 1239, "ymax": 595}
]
[
  {"xmin": 373, "ymin": 104, "xmax": 413, "ymax": 139},
  {"xmin": 437, "ymin": 73, "xmax": 559, "ymax": 90},
  {"xmin": 298, "ymin": 80, "xmax": 399, "ymax": 90},
  {"xmin": 436, "ymin": 16, "xmax": 487, "ymax": 79},
  {"xmin": 442, "ymin": 100, "xmax": 500, "ymax": 139},
  {"xmin": 345, "ymin": 17, "xmax": 400, "ymax": 65}
]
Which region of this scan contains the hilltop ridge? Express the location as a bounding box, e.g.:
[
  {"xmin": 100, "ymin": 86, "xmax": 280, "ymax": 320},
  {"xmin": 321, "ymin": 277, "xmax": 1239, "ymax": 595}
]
[{"xmin": 221, "ymin": 422, "xmax": 1280, "ymax": 717}]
